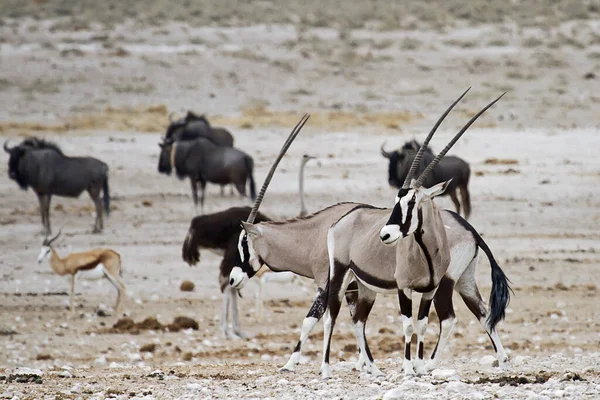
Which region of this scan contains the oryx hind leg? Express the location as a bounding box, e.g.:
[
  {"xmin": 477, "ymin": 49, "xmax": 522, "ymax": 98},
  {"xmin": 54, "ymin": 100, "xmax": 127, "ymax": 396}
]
[
  {"xmin": 321, "ymin": 262, "xmax": 353, "ymax": 379},
  {"xmin": 414, "ymin": 288, "xmax": 437, "ymax": 375},
  {"xmin": 427, "ymin": 277, "xmax": 456, "ymax": 371},
  {"xmin": 398, "ymin": 288, "xmax": 415, "ymax": 375},
  {"xmin": 352, "ymin": 282, "xmax": 382, "ymax": 376},
  {"xmin": 455, "ymin": 258, "xmax": 508, "ymax": 366}
]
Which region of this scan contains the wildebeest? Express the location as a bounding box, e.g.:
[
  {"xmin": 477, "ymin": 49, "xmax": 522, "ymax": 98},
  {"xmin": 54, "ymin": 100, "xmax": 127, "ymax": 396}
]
[
  {"xmin": 4, "ymin": 137, "xmax": 110, "ymax": 235},
  {"xmin": 381, "ymin": 139, "xmax": 472, "ymax": 218},
  {"xmin": 165, "ymin": 111, "xmax": 234, "ymax": 147},
  {"xmin": 157, "ymin": 137, "xmax": 256, "ymax": 213},
  {"xmin": 181, "ymin": 206, "xmax": 271, "ymax": 338}
]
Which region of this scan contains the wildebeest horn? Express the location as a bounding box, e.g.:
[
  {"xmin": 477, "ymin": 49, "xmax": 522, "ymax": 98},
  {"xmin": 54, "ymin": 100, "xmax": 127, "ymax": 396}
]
[
  {"xmin": 3, "ymin": 140, "xmax": 12, "ymax": 153},
  {"xmin": 247, "ymin": 113, "xmax": 311, "ymax": 223},
  {"xmin": 46, "ymin": 229, "xmax": 62, "ymax": 246},
  {"xmin": 402, "ymin": 87, "xmax": 471, "ymax": 189},
  {"xmin": 414, "ymin": 92, "xmax": 506, "ymax": 188},
  {"xmin": 168, "ymin": 112, "xmax": 177, "ymax": 122},
  {"xmin": 380, "ymin": 141, "xmax": 391, "ymax": 159}
]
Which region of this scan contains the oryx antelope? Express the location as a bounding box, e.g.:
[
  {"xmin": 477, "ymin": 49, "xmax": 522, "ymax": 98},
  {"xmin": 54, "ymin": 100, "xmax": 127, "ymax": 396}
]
[
  {"xmin": 37, "ymin": 231, "xmax": 126, "ymax": 314},
  {"xmin": 165, "ymin": 111, "xmax": 234, "ymax": 147},
  {"xmin": 4, "ymin": 137, "xmax": 110, "ymax": 235},
  {"xmin": 381, "ymin": 139, "xmax": 472, "ymax": 218},
  {"xmin": 181, "ymin": 206, "xmax": 271, "ymax": 338},
  {"xmin": 299, "ymin": 154, "xmax": 316, "ymax": 217},
  {"xmin": 157, "ymin": 137, "xmax": 256, "ymax": 213},
  {"xmin": 321, "ymin": 89, "xmax": 509, "ymax": 378}
]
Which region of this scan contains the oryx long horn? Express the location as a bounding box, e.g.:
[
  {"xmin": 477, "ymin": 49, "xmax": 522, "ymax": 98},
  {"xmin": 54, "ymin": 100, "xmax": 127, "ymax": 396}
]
[
  {"xmin": 414, "ymin": 92, "xmax": 506, "ymax": 188},
  {"xmin": 47, "ymin": 229, "xmax": 62, "ymax": 246},
  {"xmin": 247, "ymin": 113, "xmax": 311, "ymax": 223},
  {"xmin": 380, "ymin": 141, "xmax": 392, "ymax": 159},
  {"xmin": 3, "ymin": 139, "xmax": 12, "ymax": 153},
  {"xmin": 402, "ymin": 87, "xmax": 471, "ymax": 189}
]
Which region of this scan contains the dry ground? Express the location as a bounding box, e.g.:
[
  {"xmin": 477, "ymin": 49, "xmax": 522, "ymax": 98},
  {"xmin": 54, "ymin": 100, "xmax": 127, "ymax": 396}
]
[{"xmin": 1, "ymin": 2, "xmax": 599, "ymax": 399}]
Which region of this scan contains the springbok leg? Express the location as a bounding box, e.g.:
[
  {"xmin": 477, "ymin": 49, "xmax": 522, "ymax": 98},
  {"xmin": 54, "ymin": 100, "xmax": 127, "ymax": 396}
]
[
  {"xmin": 414, "ymin": 288, "xmax": 437, "ymax": 375},
  {"xmin": 190, "ymin": 179, "xmax": 199, "ymax": 215},
  {"xmin": 230, "ymin": 287, "xmax": 245, "ymax": 339},
  {"xmin": 69, "ymin": 274, "xmax": 76, "ymax": 315},
  {"xmin": 398, "ymin": 288, "xmax": 414, "ymax": 375},
  {"xmin": 220, "ymin": 286, "xmax": 232, "ymax": 337},
  {"xmin": 321, "ymin": 265, "xmax": 352, "ymax": 379},
  {"xmin": 427, "ymin": 277, "xmax": 456, "ymax": 371}
]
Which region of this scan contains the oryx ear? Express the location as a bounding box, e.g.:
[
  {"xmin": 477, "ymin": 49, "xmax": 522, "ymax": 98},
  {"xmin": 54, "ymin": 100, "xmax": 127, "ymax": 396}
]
[
  {"xmin": 421, "ymin": 179, "xmax": 452, "ymax": 198},
  {"xmin": 240, "ymin": 221, "xmax": 262, "ymax": 237}
]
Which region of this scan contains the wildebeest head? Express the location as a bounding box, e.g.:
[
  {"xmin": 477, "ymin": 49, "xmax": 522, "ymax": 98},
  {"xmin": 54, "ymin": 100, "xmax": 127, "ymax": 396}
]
[
  {"xmin": 157, "ymin": 140, "xmax": 174, "ymax": 175},
  {"xmin": 381, "ymin": 140, "xmax": 433, "ymax": 188},
  {"xmin": 4, "ymin": 138, "xmax": 62, "ymax": 190}
]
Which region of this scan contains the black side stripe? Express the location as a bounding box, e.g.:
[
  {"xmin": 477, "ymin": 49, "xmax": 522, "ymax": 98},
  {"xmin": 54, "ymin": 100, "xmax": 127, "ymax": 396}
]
[{"xmin": 413, "ymin": 208, "xmax": 435, "ymax": 291}]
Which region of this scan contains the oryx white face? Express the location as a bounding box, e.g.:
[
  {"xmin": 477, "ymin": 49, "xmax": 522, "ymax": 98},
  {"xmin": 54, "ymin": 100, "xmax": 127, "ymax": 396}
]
[
  {"xmin": 38, "ymin": 245, "xmax": 51, "ymax": 263},
  {"xmin": 380, "ymin": 180, "xmax": 451, "ymax": 245},
  {"xmin": 229, "ymin": 223, "xmax": 263, "ymax": 289}
]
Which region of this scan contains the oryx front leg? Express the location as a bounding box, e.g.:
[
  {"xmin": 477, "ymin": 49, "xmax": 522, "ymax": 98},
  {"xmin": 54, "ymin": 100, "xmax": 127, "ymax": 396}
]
[
  {"xmin": 281, "ymin": 287, "xmax": 327, "ymax": 372},
  {"xmin": 321, "ymin": 263, "xmax": 352, "ymax": 379},
  {"xmin": 414, "ymin": 288, "xmax": 436, "ymax": 375},
  {"xmin": 398, "ymin": 288, "xmax": 415, "ymax": 375}
]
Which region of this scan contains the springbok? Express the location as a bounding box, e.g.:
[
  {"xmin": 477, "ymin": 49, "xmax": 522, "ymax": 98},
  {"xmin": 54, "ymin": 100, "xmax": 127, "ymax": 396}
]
[
  {"xmin": 299, "ymin": 154, "xmax": 316, "ymax": 217},
  {"xmin": 320, "ymin": 89, "xmax": 509, "ymax": 378},
  {"xmin": 37, "ymin": 231, "xmax": 126, "ymax": 314}
]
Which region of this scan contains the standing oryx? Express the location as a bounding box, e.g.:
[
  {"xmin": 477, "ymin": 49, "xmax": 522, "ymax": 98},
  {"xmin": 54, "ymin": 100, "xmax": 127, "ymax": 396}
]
[
  {"xmin": 299, "ymin": 154, "xmax": 316, "ymax": 217},
  {"xmin": 381, "ymin": 139, "xmax": 472, "ymax": 218},
  {"xmin": 4, "ymin": 137, "xmax": 110, "ymax": 235},
  {"xmin": 321, "ymin": 89, "xmax": 509, "ymax": 378}
]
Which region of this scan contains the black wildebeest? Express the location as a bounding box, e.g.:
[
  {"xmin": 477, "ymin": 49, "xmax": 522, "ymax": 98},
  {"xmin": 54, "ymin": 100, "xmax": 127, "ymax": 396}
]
[
  {"xmin": 381, "ymin": 139, "xmax": 472, "ymax": 218},
  {"xmin": 157, "ymin": 137, "xmax": 256, "ymax": 213},
  {"xmin": 181, "ymin": 206, "xmax": 271, "ymax": 338},
  {"xmin": 4, "ymin": 137, "xmax": 110, "ymax": 234},
  {"xmin": 165, "ymin": 111, "xmax": 234, "ymax": 147}
]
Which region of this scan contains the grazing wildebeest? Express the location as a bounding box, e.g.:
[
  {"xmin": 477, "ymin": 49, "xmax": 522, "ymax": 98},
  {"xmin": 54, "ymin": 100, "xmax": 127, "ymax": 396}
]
[
  {"xmin": 381, "ymin": 139, "xmax": 472, "ymax": 218},
  {"xmin": 181, "ymin": 206, "xmax": 271, "ymax": 338},
  {"xmin": 165, "ymin": 111, "xmax": 234, "ymax": 147},
  {"xmin": 157, "ymin": 137, "xmax": 256, "ymax": 213},
  {"xmin": 4, "ymin": 137, "xmax": 110, "ymax": 235}
]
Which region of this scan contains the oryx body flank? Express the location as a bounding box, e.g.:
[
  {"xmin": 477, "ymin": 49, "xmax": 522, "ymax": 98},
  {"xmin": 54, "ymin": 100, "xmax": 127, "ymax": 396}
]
[
  {"xmin": 321, "ymin": 89, "xmax": 508, "ymax": 378},
  {"xmin": 4, "ymin": 138, "xmax": 110, "ymax": 235},
  {"xmin": 37, "ymin": 231, "xmax": 126, "ymax": 315},
  {"xmin": 381, "ymin": 140, "xmax": 472, "ymax": 218},
  {"xmin": 157, "ymin": 138, "xmax": 256, "ymax": 213}
]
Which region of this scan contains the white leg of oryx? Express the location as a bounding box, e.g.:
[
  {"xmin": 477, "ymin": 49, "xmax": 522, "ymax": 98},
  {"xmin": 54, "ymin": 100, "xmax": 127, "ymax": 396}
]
[
  {"xmin": 320, "ymin": 269, "xmax": 353, "ymax": 379},
  {"xmin": 414, "ymin": 288, "xmax": 437, "ymax": 375},
  {"xmin": 220, "ymin": 286, "xmax": 232, "ymax": 338},
  {"xmin": 398, "ymin": 288, "xmax": 415, "ymax": 375},
  {"xmin": 352, "ymin": 283, "xmax": 383, "ymax": 376}
]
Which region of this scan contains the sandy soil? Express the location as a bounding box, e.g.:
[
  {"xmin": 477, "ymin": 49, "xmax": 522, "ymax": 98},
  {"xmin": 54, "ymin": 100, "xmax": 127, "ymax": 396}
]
[{"xmin": 1, "ymin": 3, "xmax": 599, "ymax": 399}]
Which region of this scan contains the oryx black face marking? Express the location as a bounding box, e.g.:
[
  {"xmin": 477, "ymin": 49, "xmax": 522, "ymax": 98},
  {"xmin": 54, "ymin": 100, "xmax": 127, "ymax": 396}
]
[
  {"xmin": 384, "ymin": 189, "xmax": 417, "ymax": 237},
  {"xmin": 236, "ymin": 233, "xmax": 256, "ymax": 279}
]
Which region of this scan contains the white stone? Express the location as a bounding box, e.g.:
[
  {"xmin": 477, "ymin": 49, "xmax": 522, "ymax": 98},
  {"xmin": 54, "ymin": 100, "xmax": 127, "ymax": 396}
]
[
  {"xmin": 512, "ymin": 355, "xmax": 530, "ymax": 366},
  {"xmin": 59, "ymin": 370, "xmax": 72, "ymax": 378},
  {"xmin": 13, "ymin": 367, "xmax": 43, "ymax": 376},
  {"xmin": 445, "ymin": 381, "xmax": 469, "ymax": 393},
  {"xmin": 479, "ymin": 355, "xmax": 498, "ymax": 366},
  {"xmin": 93, "ymin": 355, "xmax": 107, "ymax": 366},
  {"xmin": 431, "ymin": 369, "xmax": 460, "ymax": 380}
]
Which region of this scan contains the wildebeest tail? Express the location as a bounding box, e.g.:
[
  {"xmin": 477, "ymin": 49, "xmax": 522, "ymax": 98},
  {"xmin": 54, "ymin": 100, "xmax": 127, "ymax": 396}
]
[
  {"xmin": 245, "ymin": 156, "xmax": 256, "ymax": 200},
  {"xmin": 103, "ymin": 172, "xmax": 111, "ymax": 216},
  {"xmin": 181, "ymin": 227, "xmax": 200, "ymax": 266}
]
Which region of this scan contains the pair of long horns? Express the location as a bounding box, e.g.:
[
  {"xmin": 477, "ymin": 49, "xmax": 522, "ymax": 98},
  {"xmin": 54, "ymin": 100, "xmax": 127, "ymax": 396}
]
[
  {"xmin": 43, "ymin": 229, "xmax": 62, "ymax": 246},
  {"xmin": 246, "ymin": 113, "xmax": 311, "ymax": 223},
  {"xmin": 403, "ymin": 88, "xmax": 505, "ymax": 189}
]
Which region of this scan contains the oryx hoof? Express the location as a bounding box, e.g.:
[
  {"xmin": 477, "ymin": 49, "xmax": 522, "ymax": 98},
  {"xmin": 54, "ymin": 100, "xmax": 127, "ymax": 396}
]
[
  {"xmin": 402, "ymin": 360, "xmax": 416, "ymax": 376},
  {"xmin": 413, "ymin": 360, "xmax": 428, "ymax": 376},
  {"xmin": 320, "ymin": 364, "xmax": 333, "ymax": 380}
]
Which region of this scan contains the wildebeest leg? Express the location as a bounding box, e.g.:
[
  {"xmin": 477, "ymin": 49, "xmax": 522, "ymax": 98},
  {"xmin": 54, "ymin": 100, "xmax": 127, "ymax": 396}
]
[
  {"xmin": 199, "ymin": 180, "xmax": 207, "ymax": 213},
  {"xmin": 455, "ymin": 258, "xmax": 508, "ymax": 366},
  {"xmin": 220, "ymin": 185, "xmax": 225, "ymax": 197},
  {"xmin": 88, "ymin": 187, "xmax": 103, "ymax": 233},
  {"xmin": 320, "ymin": 265, "xmax": 353, "ymax": 379},
  {"xmin": 449, "ymin": 190, "xmax": 461, "ymax": 216},
  {"xmin": 190, "ymin": 179, "xmax": 199, "ymax": 215},
  {"xmin": 398, "ymin": 288, "xmax": 415, "ymax": 375},
  {"xmin": 460, "ymin": 184, "xmax": 471, "ymax": 219},
  {"xmin": 427, "ymin": 277, "xmax": 456, "ymax": 371},
  {"xmin": 36, "ymin": 193, "xmax": 50, "ymax": 235},
  {"xmin": 352, "ymin": 283, "xmax": 382, "ymax": 376},
  {"xmin": 414, "ymin": 288, "xmax": 437, "ymax": 375},
  {"xmin": 234, "ymin": 181, "xmax": 247, "ymax": 198}
]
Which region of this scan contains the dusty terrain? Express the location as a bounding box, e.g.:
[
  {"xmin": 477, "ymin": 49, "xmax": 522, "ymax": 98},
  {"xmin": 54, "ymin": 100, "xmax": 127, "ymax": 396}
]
[{"xmin": 1, "ymin": 2, "xmax": 599, "ymax": 399}]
